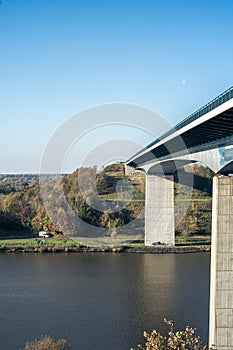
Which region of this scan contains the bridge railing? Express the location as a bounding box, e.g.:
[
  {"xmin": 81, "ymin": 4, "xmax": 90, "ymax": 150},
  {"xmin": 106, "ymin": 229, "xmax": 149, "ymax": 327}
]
[{"xmin": 175, "ymin": 86, "xmax": 233, "ymax": 132}]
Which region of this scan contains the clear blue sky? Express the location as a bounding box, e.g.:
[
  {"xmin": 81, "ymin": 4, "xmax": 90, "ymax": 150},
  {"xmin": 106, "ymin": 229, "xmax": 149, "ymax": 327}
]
[{"xmin": 1, "ymin": 0, "xmax": 233, "ymax": 173}]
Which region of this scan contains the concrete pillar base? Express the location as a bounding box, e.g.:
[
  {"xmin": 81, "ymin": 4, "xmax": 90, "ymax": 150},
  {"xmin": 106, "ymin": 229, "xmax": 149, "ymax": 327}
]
[
  {"xmin": 145, "ymin": 175, "xmax": 175, "ymax": 246},
  {"xmin": 209, "ymin": 176, "xmax": 233, "ymax": 349}
]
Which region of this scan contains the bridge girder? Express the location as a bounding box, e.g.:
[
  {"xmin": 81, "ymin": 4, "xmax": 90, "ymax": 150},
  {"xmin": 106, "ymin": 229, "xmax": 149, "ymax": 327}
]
[{"xmin": 140, "ymin": 146, "xmax": 233, "ymax": 175}]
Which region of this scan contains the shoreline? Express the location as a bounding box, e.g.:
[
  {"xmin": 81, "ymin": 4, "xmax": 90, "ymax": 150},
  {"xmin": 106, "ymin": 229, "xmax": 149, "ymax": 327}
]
[{"xmin": 0, "ymin": 245, "xmax": 210, "ymax": 254}]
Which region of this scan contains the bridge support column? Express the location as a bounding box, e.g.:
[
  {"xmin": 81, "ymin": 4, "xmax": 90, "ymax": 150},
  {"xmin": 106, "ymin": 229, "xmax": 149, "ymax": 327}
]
[
  {"xmin": 145, "ymin": 175, "xmax": 175, "ymax": 246},
  {"xmin": 209, "ymin": 176, "xmax": 233, "ymax": 349}
]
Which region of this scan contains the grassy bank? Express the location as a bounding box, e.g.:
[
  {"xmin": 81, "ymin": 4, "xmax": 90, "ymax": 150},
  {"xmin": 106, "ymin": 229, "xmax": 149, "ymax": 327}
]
[
  {"xmin": 0, "ymin": 238, "xmax": 83, "ymax": 252},
  {"xmin": 0, "ymin": 237, "xmax": 210, "ymax": 253}
]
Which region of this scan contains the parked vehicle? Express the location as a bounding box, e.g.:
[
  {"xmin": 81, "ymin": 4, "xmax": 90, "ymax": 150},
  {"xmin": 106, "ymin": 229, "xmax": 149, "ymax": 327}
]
[
  {"xmin": 152, "ymin": 241, "xmax": 167, "ymax": 246},
  {"xmin": 39, "ymin": 231, "xmax": 50, "ymax": 238}
]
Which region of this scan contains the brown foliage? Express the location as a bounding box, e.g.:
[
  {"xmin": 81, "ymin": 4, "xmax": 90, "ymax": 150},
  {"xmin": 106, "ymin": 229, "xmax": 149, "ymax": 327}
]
[
  {"xmin": 20, "ymin": 336, "xmax": 70, "ymax": 350},
  {"xmin": 131, "ymin": 319, "xmax": 213, "ymax": 350}
]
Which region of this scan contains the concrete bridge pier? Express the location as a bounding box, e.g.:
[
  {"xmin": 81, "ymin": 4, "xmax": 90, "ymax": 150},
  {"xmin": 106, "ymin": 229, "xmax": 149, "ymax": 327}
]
[
  {"xmin": 145, "ymin": 174, "xmax": 175, "ymax": 246},
  {"xmin": 209, "ymin": 175, "xmax": 233, "ymax": 350}
]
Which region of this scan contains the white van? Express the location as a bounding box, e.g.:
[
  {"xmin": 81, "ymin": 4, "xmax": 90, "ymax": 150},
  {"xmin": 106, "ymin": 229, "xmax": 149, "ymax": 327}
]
[{"xmin": 39, "ymin": 231, "xmax": 50, "ymax": 238}]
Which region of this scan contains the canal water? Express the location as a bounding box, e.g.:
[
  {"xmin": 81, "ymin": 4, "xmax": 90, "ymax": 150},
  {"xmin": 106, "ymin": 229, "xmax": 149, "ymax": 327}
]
[{"xmin": 0, "ymin": 253, "xmax": 210, "ymax": 350}]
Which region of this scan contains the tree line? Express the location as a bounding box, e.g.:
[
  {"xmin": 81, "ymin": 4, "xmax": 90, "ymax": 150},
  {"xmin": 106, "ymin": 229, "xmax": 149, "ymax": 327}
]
[
  {"xmin": 0, "ymin": 163, "xmax": 213, "ymax": 238},
  {"xmin": 0, "ymin": 164, "xmax": 143, "ymax": 237}
]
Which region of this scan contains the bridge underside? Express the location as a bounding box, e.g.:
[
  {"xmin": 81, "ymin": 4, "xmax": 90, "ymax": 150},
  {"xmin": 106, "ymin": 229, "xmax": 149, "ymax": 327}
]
[{"xmin": 127, "ymin": 106, "xmax": 233, "ymax": 169}]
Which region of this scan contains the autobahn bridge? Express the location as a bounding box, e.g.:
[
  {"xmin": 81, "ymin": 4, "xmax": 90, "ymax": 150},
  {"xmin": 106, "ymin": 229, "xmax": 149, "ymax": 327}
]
[{"xmin": 126, "ymin": 86, "xmax": 233, "ymax": 350}]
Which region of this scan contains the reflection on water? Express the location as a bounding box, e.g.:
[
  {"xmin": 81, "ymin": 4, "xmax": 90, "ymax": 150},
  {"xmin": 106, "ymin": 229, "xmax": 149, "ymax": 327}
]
[{"xmin": 0, "ymin": 253, "xmax": 210, "ymax": 350}]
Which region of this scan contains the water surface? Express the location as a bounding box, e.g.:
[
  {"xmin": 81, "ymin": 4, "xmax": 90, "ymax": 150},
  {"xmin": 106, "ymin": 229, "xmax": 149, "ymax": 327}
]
[{"xmin": 0, "ymin": 253, "xmax": 210, "ymax": 350}]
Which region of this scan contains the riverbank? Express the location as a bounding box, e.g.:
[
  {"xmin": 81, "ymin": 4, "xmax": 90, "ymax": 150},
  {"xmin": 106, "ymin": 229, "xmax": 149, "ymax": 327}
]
[{"xmin": 0, "ymin": 238, "xmax": 210, "ymax": 253}]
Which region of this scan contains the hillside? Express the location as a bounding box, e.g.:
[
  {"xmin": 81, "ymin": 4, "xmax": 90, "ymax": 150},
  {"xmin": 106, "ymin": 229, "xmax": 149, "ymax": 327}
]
[{"xmin": 0, "ymin": 164, "xmax": 213, "ymax": 241}]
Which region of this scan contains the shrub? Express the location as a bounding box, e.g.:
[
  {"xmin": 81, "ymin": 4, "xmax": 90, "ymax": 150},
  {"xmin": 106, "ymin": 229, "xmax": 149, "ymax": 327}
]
[
  {"xmin": 131, "ymin": 319, "xmax": 213, "ymax": 350},
  {"xmin": 20, "ymin": 336, "xmax": 71, "ymax": 350}
]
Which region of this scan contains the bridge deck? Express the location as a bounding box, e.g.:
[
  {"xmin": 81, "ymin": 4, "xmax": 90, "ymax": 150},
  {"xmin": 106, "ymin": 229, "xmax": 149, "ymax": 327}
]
[{"xmin": 127, "ymin": 86, "xmax": 233, "ymax": 167}]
